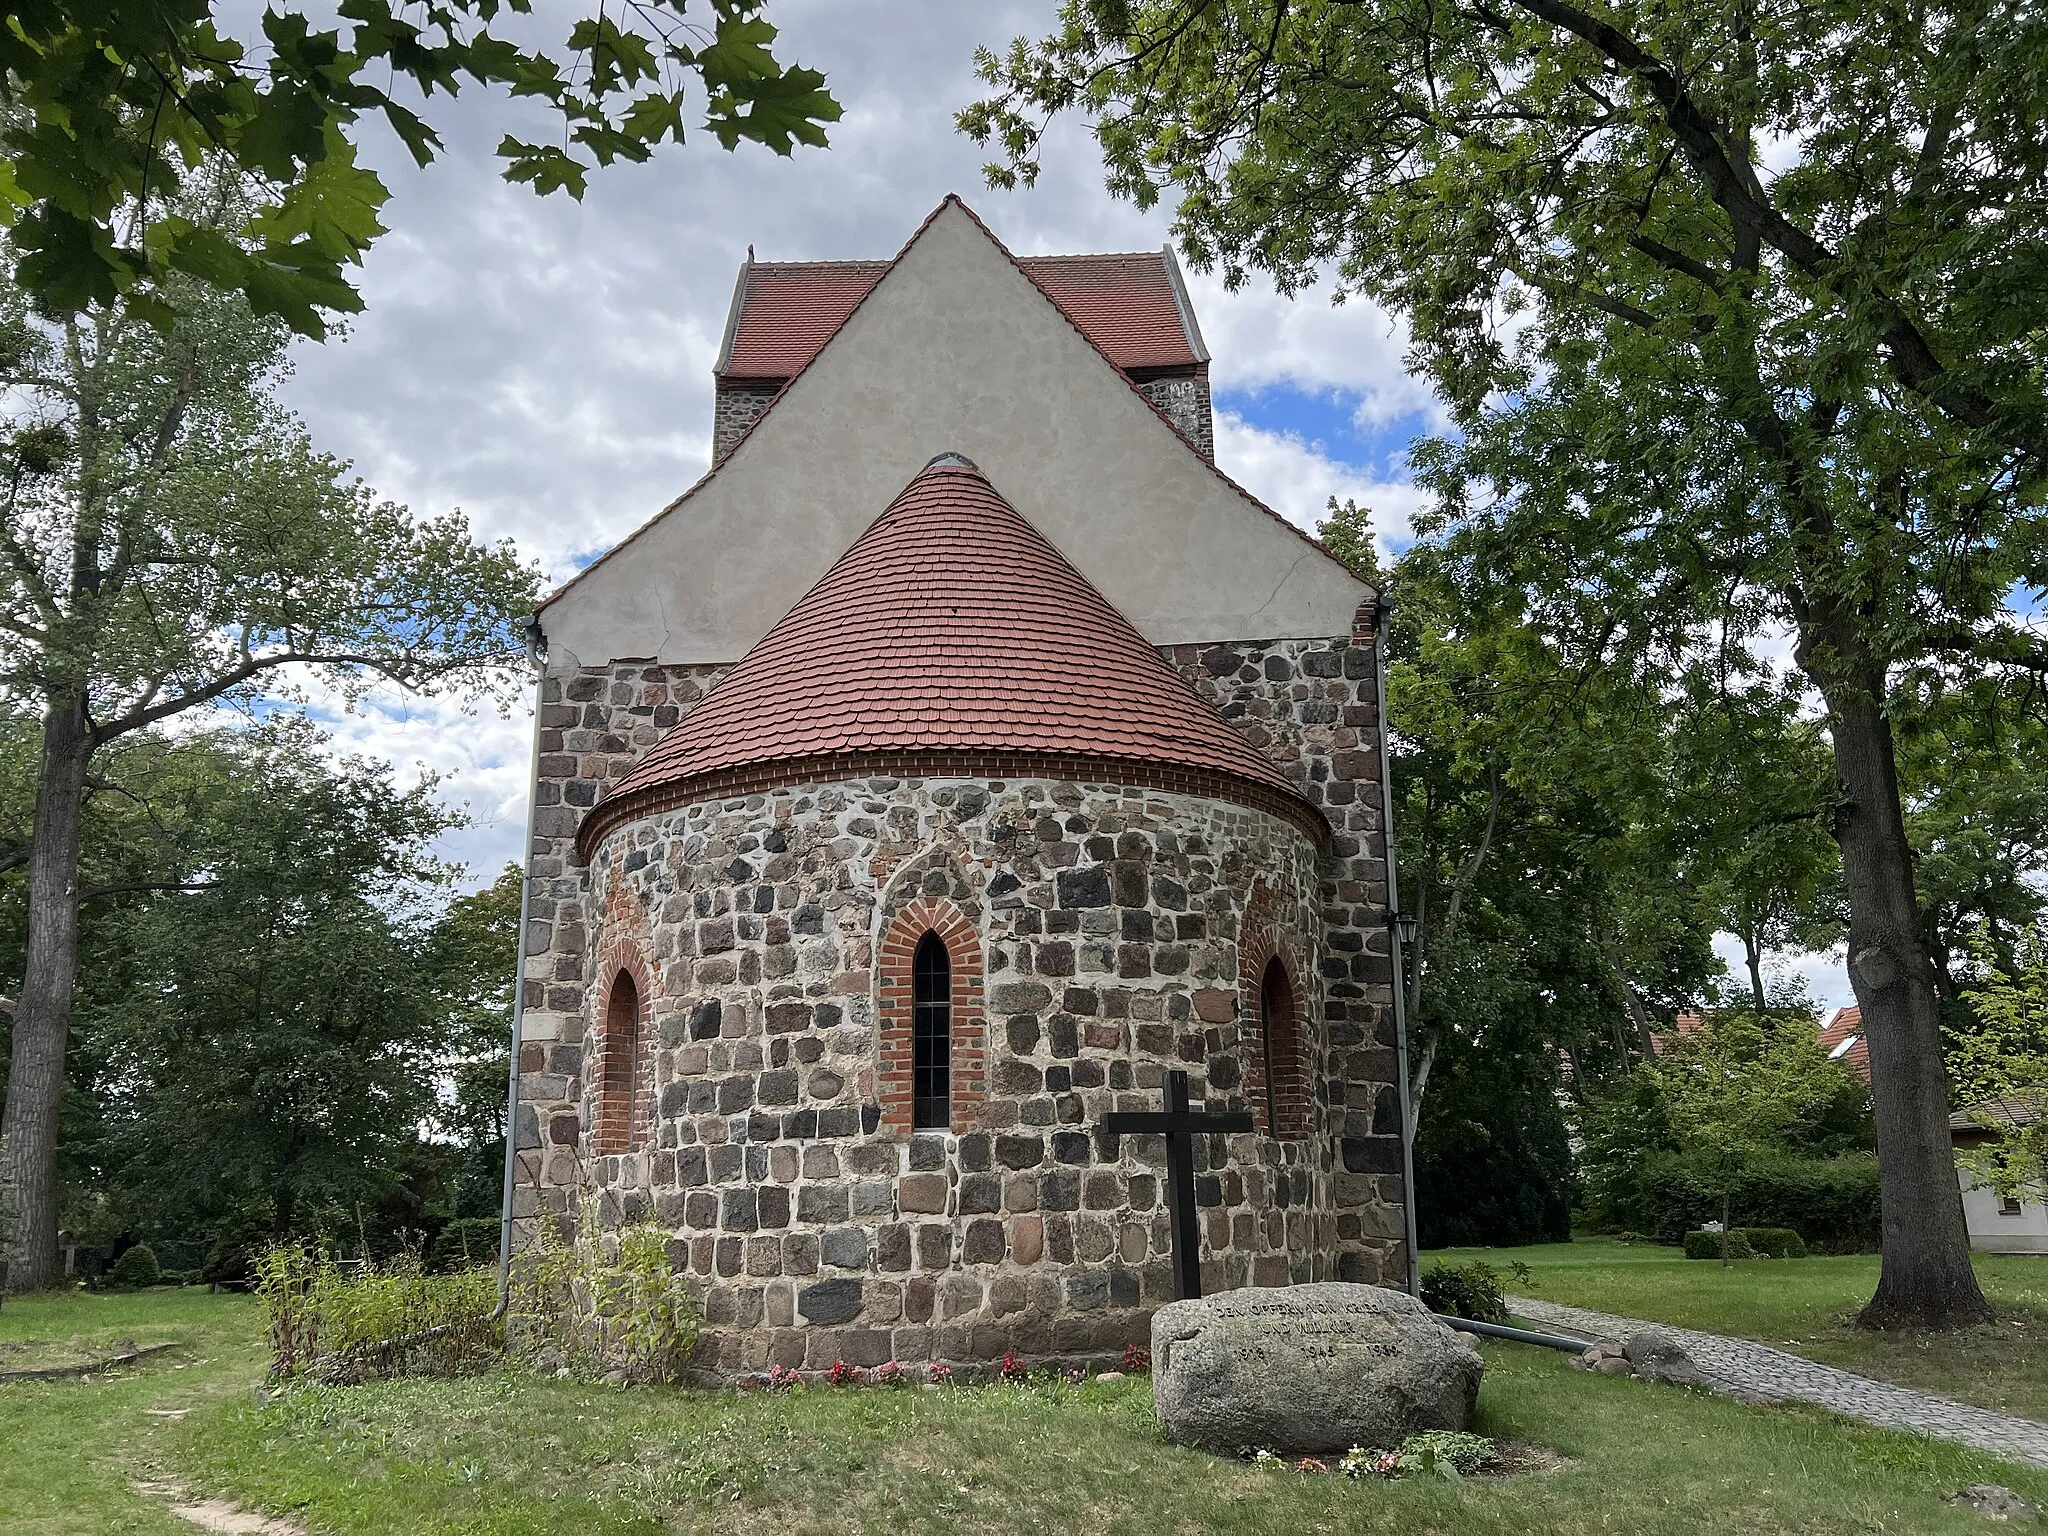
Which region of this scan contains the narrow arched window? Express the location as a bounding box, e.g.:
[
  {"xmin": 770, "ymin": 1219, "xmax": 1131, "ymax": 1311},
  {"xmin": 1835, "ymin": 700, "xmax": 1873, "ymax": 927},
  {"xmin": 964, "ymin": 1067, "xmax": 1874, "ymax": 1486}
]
[
  {"xmin": 912, "ymin": 932, "xmax": 952, "ymax": 1130},
  {"xmin": 1260, "ymin": 956, "xmax": 1298, "ymax": 1138},
  {"xmin": 598, "ymin": 969, "xmax": 641, "ymax": 1153}
]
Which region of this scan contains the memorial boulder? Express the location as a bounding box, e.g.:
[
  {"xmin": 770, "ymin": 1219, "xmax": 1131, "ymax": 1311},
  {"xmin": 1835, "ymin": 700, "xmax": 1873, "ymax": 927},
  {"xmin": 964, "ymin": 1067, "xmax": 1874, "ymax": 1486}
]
[{"xmin": 1151, "ymin": 1283, "xmax": 1484, "ymax": 1454}]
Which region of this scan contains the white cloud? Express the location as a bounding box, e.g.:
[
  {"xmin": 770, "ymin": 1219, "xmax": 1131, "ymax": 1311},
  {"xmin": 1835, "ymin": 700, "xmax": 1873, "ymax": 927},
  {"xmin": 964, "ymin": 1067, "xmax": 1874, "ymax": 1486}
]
[
  {"xmin": 1191, "ymin": 276, "xmax": 1444, "ymax": 430},
  {"xmin": 1214, "ymin": 411, "xmax": 1431, "ymax": 555}
]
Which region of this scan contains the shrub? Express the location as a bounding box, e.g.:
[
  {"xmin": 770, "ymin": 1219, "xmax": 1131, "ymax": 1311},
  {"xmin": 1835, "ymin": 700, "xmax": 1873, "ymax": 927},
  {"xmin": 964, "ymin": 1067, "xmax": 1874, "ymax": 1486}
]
[
  {"xmin": 256, "ymin": 1244, "xmax": 501, "ymax": 1382},
  {"xmin": 1683, "ymin": 1226, "xmax": 1808, "ymax": 1260},
  {"xmin": 1420, "ymin": 1259, "xmax": 1529, "ymax": 1323},
  {"xmin": 1683, "ymin": 1229, "xmax": 1755, "ymax": 1261},
  {"xmin": 509, "ymin": 1199, "xmax": 698, "ymax": 1384},
  {"xmin": 1738, "ymin": 1226, "xmax": 1807, "ymax": 1258},
  {"xmin": 1597, "ymin": 1151, "xmax": 1880, "ymax": 1250},
  {"xmin": 109, "ymin": 1243, "xmax": 161, "ymax": 1288}
]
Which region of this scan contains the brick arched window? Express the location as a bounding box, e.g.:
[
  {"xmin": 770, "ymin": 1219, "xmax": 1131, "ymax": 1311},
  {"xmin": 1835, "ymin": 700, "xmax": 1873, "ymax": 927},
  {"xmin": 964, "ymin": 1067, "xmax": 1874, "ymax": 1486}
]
[
  {"xmin": 878, "ymin": 898, "xmax": 983, "ymax": 1134},
  {"xmin": 1257, "ymin": 956, "xmax": 1308, "ymax": 1139},
  {"xmin": 595, "ymin": 964, "xmax": 648, "ymax": 1155},
  {"xmin": 1240, "ymin": 885, "xmax": 1309, "ymax": 1140},
  {"xmin": 912, "ymin": 933, "xmax": 953, "ymax": 1128}
]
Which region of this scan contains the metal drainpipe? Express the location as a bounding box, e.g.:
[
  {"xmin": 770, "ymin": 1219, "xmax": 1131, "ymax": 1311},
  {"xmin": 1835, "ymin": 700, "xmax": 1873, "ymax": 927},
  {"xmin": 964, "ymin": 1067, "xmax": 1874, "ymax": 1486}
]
[
  {"xmin": 494, "ymin": 616, "xmax": 547, "ymax": 1316},
  {"xmin": 1373, "ymin": 594, "xmax": 1423, "ymax": 1297}
]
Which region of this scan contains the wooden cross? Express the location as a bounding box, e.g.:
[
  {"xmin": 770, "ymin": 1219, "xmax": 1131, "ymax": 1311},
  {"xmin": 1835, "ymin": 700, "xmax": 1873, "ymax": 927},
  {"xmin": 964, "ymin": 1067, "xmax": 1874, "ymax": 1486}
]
[{"xmin": 1102, "ymin": 1069, "xmax": 1254, "ymax": 1300}]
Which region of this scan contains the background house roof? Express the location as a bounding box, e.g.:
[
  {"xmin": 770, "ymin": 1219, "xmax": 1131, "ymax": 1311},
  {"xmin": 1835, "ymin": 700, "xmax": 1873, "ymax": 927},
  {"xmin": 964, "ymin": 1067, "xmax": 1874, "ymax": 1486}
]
[
  {"xmin": 578, "ymin": 457, "xmax": 1321, "ymax": 853},
  {"xmin": 1817, "ymin": 1007, "xmax": 1871, "ymax": 1085},
  {"xmin": 716, "ymin": 250, "xmax": 1205, "ymax": 380}
]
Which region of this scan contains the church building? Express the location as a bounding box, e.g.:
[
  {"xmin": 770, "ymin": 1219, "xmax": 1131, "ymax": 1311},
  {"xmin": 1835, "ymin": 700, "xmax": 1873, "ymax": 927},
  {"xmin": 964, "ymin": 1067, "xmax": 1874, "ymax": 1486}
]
[{"xmin": 509, "ymin": 197, "xmax": 1408, "ymax": 1376}]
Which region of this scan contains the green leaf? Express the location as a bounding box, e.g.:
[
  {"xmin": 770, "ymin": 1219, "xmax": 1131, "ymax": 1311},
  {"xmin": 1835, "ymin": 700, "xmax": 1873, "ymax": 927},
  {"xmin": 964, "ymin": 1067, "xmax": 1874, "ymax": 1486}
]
[{"xmin": 496, "ymin": 137, "xmax": 587, "ymax": 199}]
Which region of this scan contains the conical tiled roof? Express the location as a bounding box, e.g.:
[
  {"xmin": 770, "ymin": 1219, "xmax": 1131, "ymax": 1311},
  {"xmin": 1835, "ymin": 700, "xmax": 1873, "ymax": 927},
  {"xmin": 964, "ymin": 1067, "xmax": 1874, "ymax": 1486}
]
[{"xmin": 576, "ymin": 458, "xmax": 1325, "ymax": 855}]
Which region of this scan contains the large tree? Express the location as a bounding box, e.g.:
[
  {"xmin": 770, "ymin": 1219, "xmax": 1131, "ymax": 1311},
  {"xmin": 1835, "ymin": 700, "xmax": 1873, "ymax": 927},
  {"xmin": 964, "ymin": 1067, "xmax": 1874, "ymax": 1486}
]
[
  {"xmin": 970, "ymin": 0, "xmax": 2048, "ymax": 1328},
  {"xmin": 0, "ymin": 250, "xmax": 539, "ymax": 1290},
  {"xmin": 0, "ymin": 2, "xmax": 837, "ymax": 333},
  {"xmin": 70, "ymin": 717, "xmax": 461, "ymax": 1258}
]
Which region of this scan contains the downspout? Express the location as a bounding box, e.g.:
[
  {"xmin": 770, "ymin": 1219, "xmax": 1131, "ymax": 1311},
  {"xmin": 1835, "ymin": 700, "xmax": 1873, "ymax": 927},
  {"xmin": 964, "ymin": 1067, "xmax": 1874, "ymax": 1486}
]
[
  {"xmin": 1373, "ymin": 593, "xmax": 1423, "ymax": 1297},
  {"xmin": 494, "ymin": 615, "xmax": 547, "ymax": 1316}
]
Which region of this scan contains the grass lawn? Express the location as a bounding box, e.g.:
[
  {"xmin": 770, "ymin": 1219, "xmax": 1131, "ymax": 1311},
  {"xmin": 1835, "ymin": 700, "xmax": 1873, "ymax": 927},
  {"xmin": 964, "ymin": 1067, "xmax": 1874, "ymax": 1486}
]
[
  {"xmin": 1431, "ymin": 1239, "xmax": 2048, "ymax": 1422},
  {"xmin": 0, "ymin": 1287, "xmax": 270, "ymax": 1534},
  {"xmin": 4, "ymin": 1287, "xmax": 2048, "ymax": 1533}
]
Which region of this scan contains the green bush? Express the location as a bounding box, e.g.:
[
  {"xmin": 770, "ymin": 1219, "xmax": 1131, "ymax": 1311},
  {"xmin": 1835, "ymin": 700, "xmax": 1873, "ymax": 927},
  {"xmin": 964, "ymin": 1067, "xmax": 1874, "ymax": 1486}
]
[
  {"xmin": 1739, "ymin": 1226, "xmax": 1807, "ymax": 1258},
  {"xmin": 1683, "ymin": 1229, "xmax": 1755, "ymax": 1260},
  {"xmin": 510, "ymin": 1198, "xmax": 699, "ymax": 1384},
  {"xmin": 108, "ymin": 1243, "xmax": 161, "ymax": 1288},
  {"xmin": 1420, "ymin": 1259, "xmax": 1530, "ymax": 1323},
  {"xmin": 1684, "ymin": 1226, "xmax": 1807, "ymax": 1260},
  {"xmin": 1597, "ymin": 1151, "xmax": 1880, "ymax": 1251}
]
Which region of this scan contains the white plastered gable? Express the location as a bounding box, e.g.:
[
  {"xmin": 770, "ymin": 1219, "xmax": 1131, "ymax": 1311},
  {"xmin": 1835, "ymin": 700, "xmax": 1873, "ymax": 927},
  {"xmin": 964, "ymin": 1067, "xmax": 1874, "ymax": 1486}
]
[{"xmin": 540, "ymin": 198, "xmax": 1371, "ymax": 667}]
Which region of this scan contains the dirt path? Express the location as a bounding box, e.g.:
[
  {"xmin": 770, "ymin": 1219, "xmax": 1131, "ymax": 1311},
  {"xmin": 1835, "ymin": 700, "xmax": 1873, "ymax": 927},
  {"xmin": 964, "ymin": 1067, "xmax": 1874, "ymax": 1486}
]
[{"xmin": 134, "ymin": 1482, "xmax": 306, "ymax": 1535}]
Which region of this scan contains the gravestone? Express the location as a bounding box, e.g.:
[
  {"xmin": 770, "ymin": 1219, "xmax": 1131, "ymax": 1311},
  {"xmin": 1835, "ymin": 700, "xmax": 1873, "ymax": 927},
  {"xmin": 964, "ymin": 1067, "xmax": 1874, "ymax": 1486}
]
[{"xmin": 1151, "ymin": 1281, "xmax": 1483, "ymax": 1454}]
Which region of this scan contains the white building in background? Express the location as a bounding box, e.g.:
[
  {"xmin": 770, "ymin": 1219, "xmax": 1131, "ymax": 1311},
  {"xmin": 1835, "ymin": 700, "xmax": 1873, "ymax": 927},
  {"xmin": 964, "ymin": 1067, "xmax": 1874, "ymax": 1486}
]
[{"xmin": 1949, "ymin": 1098, "xmax": 2047, "ymax": 1255}]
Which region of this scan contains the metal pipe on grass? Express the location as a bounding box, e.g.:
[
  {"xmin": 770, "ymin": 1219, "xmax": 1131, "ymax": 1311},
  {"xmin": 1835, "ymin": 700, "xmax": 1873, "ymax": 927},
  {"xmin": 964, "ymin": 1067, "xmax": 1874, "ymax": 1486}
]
[{"xmin": 1436, "ymin": 1315, "xmax": 1591, "ymax": 1353}]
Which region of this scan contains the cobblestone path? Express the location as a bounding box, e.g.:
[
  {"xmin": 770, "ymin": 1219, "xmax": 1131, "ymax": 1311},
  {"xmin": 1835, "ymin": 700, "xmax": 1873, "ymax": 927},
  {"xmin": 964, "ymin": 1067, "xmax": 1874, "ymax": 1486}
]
[{"xmin": 1508, "ymin": 1297, "xmax": 2048, "ymax": 1469}]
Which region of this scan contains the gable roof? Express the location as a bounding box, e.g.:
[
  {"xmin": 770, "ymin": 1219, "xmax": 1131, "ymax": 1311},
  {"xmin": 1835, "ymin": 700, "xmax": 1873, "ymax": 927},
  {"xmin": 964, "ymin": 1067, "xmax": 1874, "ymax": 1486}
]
[
  {"xmin": 715, "ymin": 248, "xmax": 1206, "ymax": 381},
  {"xmin": 1817, "ymin": 1006, "xmax": 1871, "ymax": 1085},
  {"xmin": 539, "ymin": 196, "xmax": 1372, "ymax": 666},
  {"xmin": 575, "ymin": 457, "xmax": 1325, "ymax": 857}
]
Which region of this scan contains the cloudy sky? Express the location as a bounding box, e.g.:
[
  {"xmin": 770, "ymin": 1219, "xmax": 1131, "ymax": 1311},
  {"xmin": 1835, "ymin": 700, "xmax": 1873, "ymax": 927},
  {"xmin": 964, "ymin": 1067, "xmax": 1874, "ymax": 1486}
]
[{"xmin": 276, "ymin": 0, "xmax": 1844, "ymax": 1004}]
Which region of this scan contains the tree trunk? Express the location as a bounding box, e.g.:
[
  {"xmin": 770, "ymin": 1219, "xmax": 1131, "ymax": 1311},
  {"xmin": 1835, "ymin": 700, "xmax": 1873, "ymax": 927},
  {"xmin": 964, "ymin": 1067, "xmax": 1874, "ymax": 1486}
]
[
  {"xmin": 0, "ymin": 689, "xmax": 93, "ymax": 1292},
  {"xmin": 1742, "ymin": 925, "xmax": 1767, "ymax": 1012},
  {"xmin": 1721, "ymin": 1190, "xmax": 1731, "ymax": 1269},
  {"xmin": 1823, "ymin": 683, "xmax": 1991, "ymax": 1330}
]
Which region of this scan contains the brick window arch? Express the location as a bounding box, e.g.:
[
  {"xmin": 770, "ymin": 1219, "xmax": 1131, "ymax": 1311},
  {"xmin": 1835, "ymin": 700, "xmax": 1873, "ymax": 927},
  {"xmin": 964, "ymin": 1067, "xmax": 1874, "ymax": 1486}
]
[
  {"xmin": 878, "ymin": 898, "xmax": 984, "ymax": 1134},
  {"xmin": 1257, "ymin": 956, "xmax": 1307, "ymax": 1139},
  {"xmin": 1241, "ymin": 887, "xmax": 1309, "ymax": 1140},
  {"xmin": 594, "ymin": 954, "xmax": 652, "ymax": 1155}
]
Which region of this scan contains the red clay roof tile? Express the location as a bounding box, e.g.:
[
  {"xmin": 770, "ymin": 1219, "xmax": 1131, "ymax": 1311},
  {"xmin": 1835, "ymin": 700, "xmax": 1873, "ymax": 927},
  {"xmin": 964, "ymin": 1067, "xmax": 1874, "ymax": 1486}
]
[
  {"xmin": 717, "ymin": 252, "xmax": 1199, "ymax": 380},
  {"xmin": 592, "ymin": 457, "xmax": 1313, "ymax": 829}
]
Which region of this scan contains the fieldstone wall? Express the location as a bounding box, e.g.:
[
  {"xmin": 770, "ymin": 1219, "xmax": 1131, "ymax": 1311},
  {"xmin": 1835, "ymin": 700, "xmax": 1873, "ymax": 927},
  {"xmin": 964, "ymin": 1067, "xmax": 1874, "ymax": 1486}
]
[
  {"xmin": 511, "ymin": 660, "xmax": 729, "ymax": 1235},
  {"xmin": 1159, "ymin": 627, "xmax": 1406, "ymax": 1281},
  {"xmin": 578, "ymin": 778, "xmax": 1333, "ymax": 1374},
  {"xmin": 508, "ymin": 622, "xmax": 1407, "ymax": 1370},
  {"xmin": 712, "ymin": 383, "xmax": 781, "ymax": 461},
  {"xmin": 1134, "ymin": 373, "xmax": 1214, "ymax": 460}
]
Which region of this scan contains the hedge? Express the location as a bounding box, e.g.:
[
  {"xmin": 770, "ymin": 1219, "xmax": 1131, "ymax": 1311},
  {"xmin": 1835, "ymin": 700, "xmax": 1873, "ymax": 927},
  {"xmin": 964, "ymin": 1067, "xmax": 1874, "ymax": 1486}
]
[
  {"xmin": 1601, "ymin": 1151, "xmax": 1880, "ymax": 1251},
  {"xmin": 1682, "ymin": 1227, "xmax": 1808, "ymax": 1260}
]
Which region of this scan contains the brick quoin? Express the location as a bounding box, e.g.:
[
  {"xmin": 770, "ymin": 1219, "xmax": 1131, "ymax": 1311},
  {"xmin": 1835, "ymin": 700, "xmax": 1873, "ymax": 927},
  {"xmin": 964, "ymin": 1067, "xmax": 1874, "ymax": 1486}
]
[
  {"xmin": 593, "ymin": 942, "xmax": 654, "ymax": 1156},
  {"xmin": 876, "ymin": 897, "xmax": 985, "ymax": 1136},
  {"xmin": 1239, "ymin": 882, "xmax": 1310, "ymax": 1140}
]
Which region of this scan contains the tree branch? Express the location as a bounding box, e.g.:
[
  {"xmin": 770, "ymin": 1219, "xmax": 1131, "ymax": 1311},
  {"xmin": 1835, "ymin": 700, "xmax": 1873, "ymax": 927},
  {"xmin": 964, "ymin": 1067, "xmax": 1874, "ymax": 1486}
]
[{"xmin": 1504, "ymin": 0, "xmax": 2029, "ymax": 455}]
